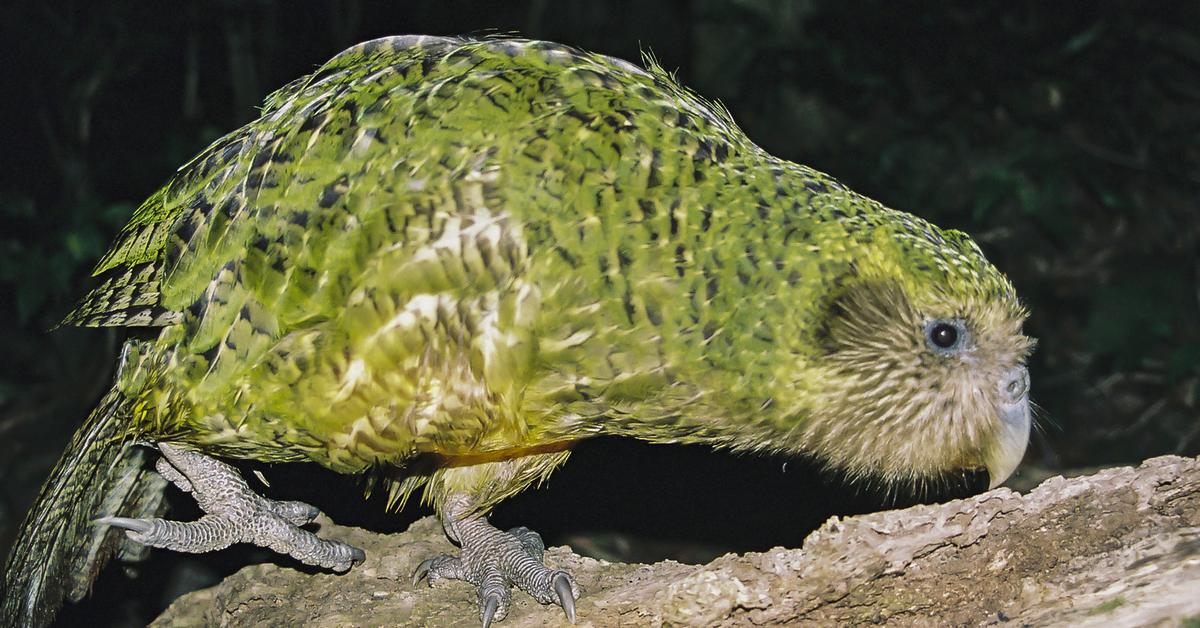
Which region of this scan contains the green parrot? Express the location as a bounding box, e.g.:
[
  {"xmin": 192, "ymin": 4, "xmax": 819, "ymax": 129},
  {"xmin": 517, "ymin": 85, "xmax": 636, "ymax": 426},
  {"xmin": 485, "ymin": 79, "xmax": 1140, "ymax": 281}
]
[{"xmin": 2, "ymin": 35, "xmax": 1034, "ymax": 627}]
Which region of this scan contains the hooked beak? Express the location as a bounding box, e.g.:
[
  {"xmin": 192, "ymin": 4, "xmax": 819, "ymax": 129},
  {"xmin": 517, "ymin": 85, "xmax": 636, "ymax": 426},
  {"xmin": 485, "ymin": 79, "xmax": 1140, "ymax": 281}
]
[{"xmin": 985, "ymin": 367, "xmax": 1031, "ymax": 489}]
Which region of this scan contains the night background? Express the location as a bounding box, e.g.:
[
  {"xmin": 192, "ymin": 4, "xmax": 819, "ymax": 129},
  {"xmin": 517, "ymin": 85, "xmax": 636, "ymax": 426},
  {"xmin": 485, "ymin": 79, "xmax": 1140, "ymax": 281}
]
[{"xmin": 1, "ymin": 1, "xmax": 1197, "ymax": 625}]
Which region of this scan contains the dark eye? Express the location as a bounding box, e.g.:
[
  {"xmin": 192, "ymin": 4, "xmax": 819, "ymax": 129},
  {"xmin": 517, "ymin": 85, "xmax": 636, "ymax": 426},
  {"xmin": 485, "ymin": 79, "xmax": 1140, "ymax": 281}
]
[
  {"xmin": 924, "ymin": 319, "xmax": 967, "ymax": 354},
  {"xmin": 930, "ymin": 323, "xmax": 958, "ymax": 348}
]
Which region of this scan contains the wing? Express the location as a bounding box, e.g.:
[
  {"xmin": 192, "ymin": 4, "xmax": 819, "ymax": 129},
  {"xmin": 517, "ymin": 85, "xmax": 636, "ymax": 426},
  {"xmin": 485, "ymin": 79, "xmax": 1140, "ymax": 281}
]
[
  {"xmin": 60, "ymin": 36, "xmax": 468, "ymax": 329},
  {"xmin": 64, "ymin": 35, "xmax": 777, "ymax": 470}
]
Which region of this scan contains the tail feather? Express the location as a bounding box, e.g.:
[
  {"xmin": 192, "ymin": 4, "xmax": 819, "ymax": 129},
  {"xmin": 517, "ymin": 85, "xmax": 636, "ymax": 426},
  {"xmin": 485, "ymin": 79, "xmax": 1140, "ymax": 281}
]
[{"xmin": 2, "ymin": 388, "xmax": 167, "ymax": 628}]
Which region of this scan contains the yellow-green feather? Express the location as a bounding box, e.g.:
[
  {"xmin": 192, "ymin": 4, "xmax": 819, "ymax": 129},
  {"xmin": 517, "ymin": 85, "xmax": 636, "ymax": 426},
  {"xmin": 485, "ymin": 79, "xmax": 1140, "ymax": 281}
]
[{"xmin": 62, "ymin": 36, "xmax": 1023, "ymax": 511}]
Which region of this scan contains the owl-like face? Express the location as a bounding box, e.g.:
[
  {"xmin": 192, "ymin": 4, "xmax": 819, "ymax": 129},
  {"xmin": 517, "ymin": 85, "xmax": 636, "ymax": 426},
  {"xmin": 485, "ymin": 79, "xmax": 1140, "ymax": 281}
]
[{"xmin": 799, "ymin": 278, "xmax": 1034, "ymax": 488}]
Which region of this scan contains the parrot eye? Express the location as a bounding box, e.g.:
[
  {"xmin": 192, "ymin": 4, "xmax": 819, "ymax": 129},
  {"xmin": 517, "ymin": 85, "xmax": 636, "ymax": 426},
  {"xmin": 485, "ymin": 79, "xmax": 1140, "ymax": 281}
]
[{"xmin": 925, "ymin": 319, "xmax": 967, "ymax": 354}]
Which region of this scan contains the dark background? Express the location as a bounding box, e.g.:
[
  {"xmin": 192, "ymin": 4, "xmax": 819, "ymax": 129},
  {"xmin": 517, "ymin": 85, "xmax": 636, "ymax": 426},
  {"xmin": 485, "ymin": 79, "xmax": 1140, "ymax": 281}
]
[{"xmin": 1, "ymin": 1, "xmax": 1197, "ymax": 625}]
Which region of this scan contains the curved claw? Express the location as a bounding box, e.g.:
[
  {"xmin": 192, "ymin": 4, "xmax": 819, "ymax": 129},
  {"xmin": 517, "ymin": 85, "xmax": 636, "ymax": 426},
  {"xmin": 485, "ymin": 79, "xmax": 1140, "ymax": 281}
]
[
  {"xmin": 553, "ymin": 572, "xmax": 577, "ymax": 623},
  {"xmin": 481, "ymin": 593, "xmax": 501, "ymax": 628},
  {"xmin": 95, "ymin": 516, "xmax": 154, "ymax": 534},
  {"xmin": 349, "ymin": 546, "xmax": 367, "ymax": 565},
  {"xmin": 412, "ymin": 558, "xmax": 434, "ymax": 586}
]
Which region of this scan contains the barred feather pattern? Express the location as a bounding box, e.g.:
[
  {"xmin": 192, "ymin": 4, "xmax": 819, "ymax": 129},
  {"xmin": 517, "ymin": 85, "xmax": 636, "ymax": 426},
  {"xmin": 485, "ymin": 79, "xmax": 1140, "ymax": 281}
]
[
  {"xmin": 51, "ymin": 34, "xmax": 1029, "ymax": 544},
  {"xmin": 1, "ymin": 388, "xmax": 168, "ymax": 628}
]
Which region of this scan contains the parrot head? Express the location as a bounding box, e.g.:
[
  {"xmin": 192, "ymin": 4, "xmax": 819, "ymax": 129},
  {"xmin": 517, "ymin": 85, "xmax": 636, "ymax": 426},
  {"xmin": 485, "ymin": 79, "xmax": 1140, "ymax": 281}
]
[{"xmin": 792, "ymin": 209, "xmax": 1035, "ymax": 490}]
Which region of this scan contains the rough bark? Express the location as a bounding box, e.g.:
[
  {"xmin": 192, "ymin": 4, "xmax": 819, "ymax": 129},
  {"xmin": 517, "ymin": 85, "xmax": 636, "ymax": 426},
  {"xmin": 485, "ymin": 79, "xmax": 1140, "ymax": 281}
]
[{"xmin": 151, "ymin": 455, "xmax": 1200, "ymax": 627}]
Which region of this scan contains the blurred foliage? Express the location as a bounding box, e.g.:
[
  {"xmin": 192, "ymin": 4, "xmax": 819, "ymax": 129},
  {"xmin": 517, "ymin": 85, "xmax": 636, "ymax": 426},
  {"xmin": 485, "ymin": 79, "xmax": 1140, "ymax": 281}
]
[{"xmin": 0, "ymin": 0, "xmax": 1198, "ymax": 622}]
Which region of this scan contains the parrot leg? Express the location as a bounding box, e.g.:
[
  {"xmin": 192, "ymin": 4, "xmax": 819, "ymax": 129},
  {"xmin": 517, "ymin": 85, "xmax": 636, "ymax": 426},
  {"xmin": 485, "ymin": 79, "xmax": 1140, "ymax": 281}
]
[
  {"xmin": 98, "ymin": 442, "xmax": 365, "ymax": 572},
  {"xmin": 413, "ymin": 494, "xmax": 579, "ymax": 627}
]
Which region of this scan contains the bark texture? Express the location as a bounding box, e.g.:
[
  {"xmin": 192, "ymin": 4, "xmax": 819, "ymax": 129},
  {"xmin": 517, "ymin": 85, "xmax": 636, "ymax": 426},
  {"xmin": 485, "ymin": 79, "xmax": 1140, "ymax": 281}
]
[{"xmin": 151, "ymin": 455, "xmax": 1200, "ymax": 627}]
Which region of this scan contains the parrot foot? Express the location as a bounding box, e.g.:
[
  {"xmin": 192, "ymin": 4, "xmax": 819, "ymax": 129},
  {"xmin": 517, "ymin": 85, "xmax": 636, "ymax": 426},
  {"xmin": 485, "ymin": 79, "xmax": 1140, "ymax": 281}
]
[
  {"xmin": 413, "ymin": 514, "xmax": 578, "ymax": 627},
  {"xmin": 97, "ymin": 442, "xmax": 365, "ymax": 572}
]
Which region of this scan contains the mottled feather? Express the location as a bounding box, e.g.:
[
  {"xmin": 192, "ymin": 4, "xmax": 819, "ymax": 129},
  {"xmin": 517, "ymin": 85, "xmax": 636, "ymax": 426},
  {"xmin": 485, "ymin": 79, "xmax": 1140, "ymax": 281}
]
[{"xmin": 12, "ymin": 37, "xmax": 1032, "ymax": 626}]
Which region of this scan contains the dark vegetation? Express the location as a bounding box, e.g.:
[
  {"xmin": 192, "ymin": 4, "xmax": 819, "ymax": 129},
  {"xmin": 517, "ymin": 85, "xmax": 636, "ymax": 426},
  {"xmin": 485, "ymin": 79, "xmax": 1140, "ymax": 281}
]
[{"xmin": 1, "ymin": 1, "xmax": 1196, "ymax": 625}]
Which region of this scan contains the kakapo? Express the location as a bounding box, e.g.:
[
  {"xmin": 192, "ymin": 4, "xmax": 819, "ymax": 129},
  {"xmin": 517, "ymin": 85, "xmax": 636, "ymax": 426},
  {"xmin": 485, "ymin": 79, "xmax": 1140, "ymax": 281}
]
[{"xmin": 3, "ymin": 35, "xmax": 1033, "ymax": 627}]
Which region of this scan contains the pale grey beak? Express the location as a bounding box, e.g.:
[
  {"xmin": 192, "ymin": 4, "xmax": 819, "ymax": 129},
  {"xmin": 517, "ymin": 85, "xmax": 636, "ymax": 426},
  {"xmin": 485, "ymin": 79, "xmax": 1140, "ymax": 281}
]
[{"xmin": 986, "ymin": 367, "xmax": 1031, "ymax": 489}]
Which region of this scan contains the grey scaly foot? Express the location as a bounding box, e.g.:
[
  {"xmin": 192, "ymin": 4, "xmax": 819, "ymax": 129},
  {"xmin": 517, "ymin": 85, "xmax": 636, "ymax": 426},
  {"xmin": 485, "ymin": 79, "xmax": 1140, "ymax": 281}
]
[
  {"xmin": 98, "ymin": 443, "xmax": 365, "ymax": 571},
  {"xmin": 413, "ymin": 496, "xmax": 579, "ymax": 627}
]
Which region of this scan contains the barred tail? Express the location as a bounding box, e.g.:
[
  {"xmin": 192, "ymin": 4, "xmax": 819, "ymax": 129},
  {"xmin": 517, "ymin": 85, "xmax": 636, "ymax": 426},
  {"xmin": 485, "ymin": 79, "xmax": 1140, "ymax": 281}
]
[{"xmin": 2, "ymin": 388, "xmax": 167, "ymax": 628}]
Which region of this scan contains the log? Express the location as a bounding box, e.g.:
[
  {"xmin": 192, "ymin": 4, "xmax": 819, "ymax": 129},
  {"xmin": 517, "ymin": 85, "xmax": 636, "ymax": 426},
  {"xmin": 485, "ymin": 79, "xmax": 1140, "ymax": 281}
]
[{"xmin": 151, "ymin": 455, "xmax": 1200, "ymax": 627}]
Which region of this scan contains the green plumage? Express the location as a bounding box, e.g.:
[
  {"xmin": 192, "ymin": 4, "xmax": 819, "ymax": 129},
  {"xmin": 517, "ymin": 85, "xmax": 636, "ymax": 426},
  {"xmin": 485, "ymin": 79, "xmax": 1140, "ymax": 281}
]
[{"xmin": 7, "ymin": 35, "xmax": 1032, "ymax": 626}]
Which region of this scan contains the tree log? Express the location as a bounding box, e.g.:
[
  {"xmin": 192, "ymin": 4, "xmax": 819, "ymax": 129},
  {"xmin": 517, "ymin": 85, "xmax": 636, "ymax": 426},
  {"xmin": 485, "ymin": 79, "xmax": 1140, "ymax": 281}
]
[{"xmin": 151, "ymin": 455, "xmax": 1200, "ymax": 627}]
